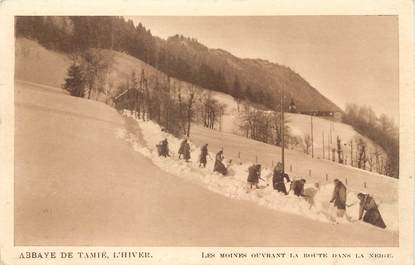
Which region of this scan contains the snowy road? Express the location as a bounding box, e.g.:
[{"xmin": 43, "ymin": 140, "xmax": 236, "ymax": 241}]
[
  {"xmin": 15, "ymin": 80, "xmax": 397, "ymax": 246},
  {"xmin": 189, "ymin": 125, "xmax": 398, "ymax": 203}
]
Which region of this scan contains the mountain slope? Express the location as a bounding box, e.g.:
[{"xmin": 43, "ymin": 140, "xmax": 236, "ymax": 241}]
[
  {"xmin": 14, "ymin": 80, "xmax": 397, "ymax": 246},
  {"xmin": 15, "ymin": 37, "xmax": 385, "ymax": 170},
  {"xmin": 15, "ymin": 16, "xmax": 341, "ymax": 113},
  {"xmin": 164, "ymin": 35, "xmax": 341, "ymax": 112}
]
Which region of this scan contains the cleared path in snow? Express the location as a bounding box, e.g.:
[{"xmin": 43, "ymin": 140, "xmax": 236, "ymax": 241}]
[
  {"xmin": 15, "ymin": 80, "xmax": 397, "ymax": 246},
  {"xmin": 189, "ymin": 125, "xmax": 398, "ymax": 203}
]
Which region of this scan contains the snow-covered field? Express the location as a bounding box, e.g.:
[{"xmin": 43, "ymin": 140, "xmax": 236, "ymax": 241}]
[
  {"xmin": 215, "ymin": 93, "xmax": 386, "ymax": 167},
  {"xmin": 15, "ymin": 80, "xmax": 398, "ymax": 246},
  {"xmin": 15, "ymin": 37, "xmax": 386, "ymax": 171},
  {"xmin": 117, "ymin": 111, "xmax": 398, "ymax": 232}
]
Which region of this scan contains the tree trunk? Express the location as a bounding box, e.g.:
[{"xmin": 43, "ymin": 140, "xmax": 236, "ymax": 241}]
[{"xmin": 88, "ymin": 84, "xmax": 92, "ymax": 99}]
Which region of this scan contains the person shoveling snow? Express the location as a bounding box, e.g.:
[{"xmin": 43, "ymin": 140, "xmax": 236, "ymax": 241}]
[
  {"xmin": 329, "ymin": 179, "xmax": 347, "ymax": 217},
  {"xmin": 156, "ymin": 138, "xmax": 170, "ymax": 157},
  {"xmin": 213, "ymin": 150, "xmax": 230, "ymax": 175},
  {"xmin": 272, "ymin": 162, "xmax": 291, "ymax": 195},
  {"xmin": 247, "ymin": 164, "xmax": 268, "ymax": 190},
  {"xmin": 178, "ymin": 139, "xmax": 191, "ymax": 162},
  {"xmin": 199, "ymin": 144, "xmax": 210, "ymax": 168},
  {"xmin": 357, "ymin": 193, "xmax": 387, "ymax": 229},
  {"xmin": 290, "ymin": 179, "xmax": 307, "ymax": 197},
  {"xmin": 118, "ymin": 113, "xmax": 397, "ymax": 231}
]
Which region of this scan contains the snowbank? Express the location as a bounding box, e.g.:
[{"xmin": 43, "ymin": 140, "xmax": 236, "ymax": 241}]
[{"xmin": 116, "ymin": 111, "xmax": 398, "ymax": 232}]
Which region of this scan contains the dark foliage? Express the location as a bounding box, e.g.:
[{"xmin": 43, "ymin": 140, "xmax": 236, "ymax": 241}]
[
  {"xmin": 342, "ymin": 104, "xmax": 399, "ymax": 178},
  {"xmin": 15, "ymin": 16, "xmax": 340, "ymax": 113},
  {"xmin": 113, "ymin": 71, "xmax": 198, "ymax": 138},
  {"xmin": 63, "ymin": 63, "xmax": 85, "ymax": 97}
]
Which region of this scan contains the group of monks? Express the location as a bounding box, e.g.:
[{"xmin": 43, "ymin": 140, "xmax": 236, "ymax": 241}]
[
  {"xmin": 156, "ymin": 138, "xmax": 191, "ymax": 162},
  {"xmin": 259, "ymin": 162, "xmax": 386, "ymax": 229},
  {"xmin": 157, "ymin": 138, "xmax": 387, "ymax": 229}
]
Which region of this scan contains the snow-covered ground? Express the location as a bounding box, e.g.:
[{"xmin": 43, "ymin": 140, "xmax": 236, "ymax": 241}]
[
  {"xmin": 15, "ymin": 80, "xmax": 398, "ymax": 246},
  {"xmin": 117, "ymin": 111, "xmax": 398, "ymax": 232},
  {"xmin": 15, "ymin": 37, "xmax": 385, "ymax": 172},
  {"xmin": 14, "ymin": 36, "xmax": 399, "ymax": 246},
  {"xmin": 286, "ymin": 113, "xmax": 385, "ymax": 161},
  {"xmin": 215, "ymin": 95, "xmax": 386, "ymax": 166}
]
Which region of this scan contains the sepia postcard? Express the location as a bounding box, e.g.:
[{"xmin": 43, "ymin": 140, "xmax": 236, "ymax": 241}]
[{"xmin": 0, "ymin": 0, "xmax": 414, "ymax": 264}]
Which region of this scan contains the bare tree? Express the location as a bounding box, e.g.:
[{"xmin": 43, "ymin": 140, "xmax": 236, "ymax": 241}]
[
  {"xmin": 79, "ymin": 49, "xmax": 113, "ymax": 100},
  {"xmin": 198, "ymin": 92, "xmax": 226, "ymax": 130},
  {"xmin": 336, "ymin": 136, "xmax": 344, "ymax": 164},
  {"xmin": 331, "ymin": 148, "xmax": 336, "ymax": 162},
  {"xmin": 373, "ymin": 146, "xmax": 382, "ymax": 173},
  {"xmin": 238, "ymin": 105, "xmax": 293, "ymax": 148},
  {"xmin": 367, "ymin": 153, "xmax": 373, "ymax": 171},
  {"xmin": 357, "ymin": 138, "xmax": 367, "ymax": 170},
  {"xmin": 304, "ymin": 134, "xmax": 312, "ymax": 155},
  {"xmin": 183, "ymin": 85, "xmax": 200, "ymax": 137}
]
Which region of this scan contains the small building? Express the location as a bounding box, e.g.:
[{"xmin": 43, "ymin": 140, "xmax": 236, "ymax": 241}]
[
  {"xmin": 288, "ymin": 98, "xmax": 297, "ymax": 113},
  {"xmin": 299, "ymin": 110, "xmax": 343, "ymax": 121}
]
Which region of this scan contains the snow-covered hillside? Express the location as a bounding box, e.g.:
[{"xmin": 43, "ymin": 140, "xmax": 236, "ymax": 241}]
[
  {"xmin": 14, "ymin": 37, "xmax": 399, "ymax": 248},
  {"xmin": 16, "ymin": 80, "xmax": 398, "ymax": 246},
  {"xmin": 117, "ymin": 111, "xmax": 398, "ymax": 232},
  {"xmin": 212, "ymin": 91, "xmax": 387, "ymax": 174},
  {"xmin": 15, "ymin": 38, "xmax": 232, "ymax": 105},
  {"xmin": 15, "ymin": 37, "xmax": 389, "ymax": 176}
]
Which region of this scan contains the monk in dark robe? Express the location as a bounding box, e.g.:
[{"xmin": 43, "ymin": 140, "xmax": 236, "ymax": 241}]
[{"xmin": 357, "ymin": 193, "xmax": 387, "ymax": 229}]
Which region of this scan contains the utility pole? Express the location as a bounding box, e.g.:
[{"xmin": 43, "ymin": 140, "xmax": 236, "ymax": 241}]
[
  {"xmin": 329, "ymin": 122, "xmax": 333, "ymax": 160},
  {"xmin": 380, "ymin": 156, "xmax": 384, "ymax": 174},
  {"xmin": 322, "ymin": 132, "xmax": 325, "ymax": 159},
  {"xmin": 328, "ymin": 136, "xmax": 331, "ymax": 160},
  {"xmin": 111, "ymin": 19, "xmax": 114, "ymax": 50},
  {"xmin": 343, "ymin": 144, "xmax": 348, "ymax": 164},
  {"xmin": 311, "ymin": 115, "xmax": 314, "ymax": 158},
  {"xmin": 328, "ymin": 137, "xmax": 330, "ymax": 160},
  {"xmin": 219, "ymin": 108, "xmax": 223, "ymax": 132},
  {"xmin": 280, "ymin": 86, "xmax": 285, "ymax": 173}
]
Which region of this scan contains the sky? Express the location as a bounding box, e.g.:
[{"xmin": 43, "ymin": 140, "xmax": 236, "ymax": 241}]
[{"xmin": 128, "ymin": 16, "xmax": 399, "ymax": 122}]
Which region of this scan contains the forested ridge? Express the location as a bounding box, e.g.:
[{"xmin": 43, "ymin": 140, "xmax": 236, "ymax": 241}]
[
  {"xmin": 342, "ymin": 104, "xmax": 399, "ymax": 177},
  {"xmin": 15, "ymin": 16, "xmax": 341, "ymax": 112}
]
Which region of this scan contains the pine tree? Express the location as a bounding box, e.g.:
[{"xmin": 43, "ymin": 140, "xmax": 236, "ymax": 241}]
[{"xmin": 63, "ymin": 63, "xmax": 85, "ymax": 97}]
